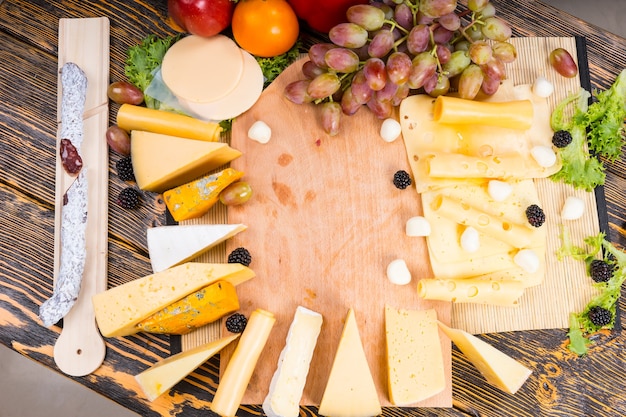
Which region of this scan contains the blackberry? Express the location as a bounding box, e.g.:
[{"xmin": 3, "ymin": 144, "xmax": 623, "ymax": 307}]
[
  {"xmin": 589, "ymin": 259, "xmax": 614, "ymax": 283},
  {"xmin": 525, "ymin": 204, "xmax": 545, "ymax": 227},
  {"xmin": 587, "ymin": 306, "xmax": 612, "ymax": 327},
  {"xmin": 116, "ymin": 155, "xmax": 135, "ymax": 182},
  {"xmin": 393, "ymin": 170, "xmax": 412, "ymax": 189},
  {"xmin": 552, "ymin": 130, "xmax": 573, "ymax": 148},
  {"xmin": 225, "ymin": 313, "xmax": 248, "ymax": 333},
  {"xmin": 117, "ymin": 187, "xmax": 140, "ymax": 209},
  {"xmin": 228, "ymin": 247, "xmax": 252, "ymax": 266}
]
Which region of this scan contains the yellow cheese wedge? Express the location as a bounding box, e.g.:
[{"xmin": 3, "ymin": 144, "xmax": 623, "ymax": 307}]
[
  {"xmin": 147, "ymin": 224, "xmax": 247, "ymax": 273},
  {"xmin": 385, "ymin": 307, "xmax": 446, "ymax": 405},
  {"xmin": 438, "ymin": 322, "xmax": 532, "ymax": 394},
  {"xmin": 432, "ymin": 95, "xmax": 534, "ymax": 130},
  {"xmin": 92, "ymin": 263, "xmax": 255, "ymax": 337},
  {"xmin": 417, "ymin": 277, "xmax": 525, "ymax": 306},
  {"xmin": 318, "ymin": 308, "xmax": 381, "ymax": 417},
  {"xmin": 135, "ymin": 333, "xmax": 240, "ymax": 401},
  {"xmin": 211, "ymin": 309, "xmax": 276, "ymax": 417},
  {"xmin": 161, "ymin": 34, "xmax": 244, "ymax": 103},
  {"xmin": 131, "ymin": 130, "xmax": 241, "ymax": 193},
  {"xmin": 263, "ymin": 306, "xmax": 323, "ymax": 417}
]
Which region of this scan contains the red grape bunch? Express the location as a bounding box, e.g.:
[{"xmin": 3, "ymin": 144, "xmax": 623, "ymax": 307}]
[{"xmin": 284, "ymin": 0, "xmax": 517, "ymax": 135}]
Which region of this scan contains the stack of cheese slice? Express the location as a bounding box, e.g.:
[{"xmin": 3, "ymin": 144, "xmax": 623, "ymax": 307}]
[{"xmin": 400, "ymin": 82, "xmax": 557, "ymax": 306}]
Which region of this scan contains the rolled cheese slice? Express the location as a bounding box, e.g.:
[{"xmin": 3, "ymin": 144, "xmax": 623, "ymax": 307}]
[
  {"xmin": 211, "ymin": 309, "xmax": 276, "ymax": 417},
  {"xmin": 430, "ymin": 194, "xmax": 534, "ymax": 249},
  {"xmin": 417, "ymin": 277, "xmax": 525, "ymax": 306},
  {"xmin": 432, "ymin": 95, "xmax": 534, "ymax": 130},
  {"xmin": 421, "ymin": 153, "xmax": 529, "ymax": 179}
]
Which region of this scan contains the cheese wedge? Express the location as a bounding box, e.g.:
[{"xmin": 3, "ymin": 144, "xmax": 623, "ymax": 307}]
[
  {"xmin": 385, "ymin": 307, "xmax": 446, "ymax": 405},
  {"xmin": 263, "ymin": 306, "xmax": 323, "ymax": 417},
  {"xmin": 318, "ymin": 308, "xmax": 381, "ymax": 417},
  {"xmin": 92, "ymin": 263, "xmax": 255, "ymax": 337},
  {"xmin": 147, "ymin": 224, "xmax": 247, "ymax": 273},
  {"xmin": 438, "ymin": 322, "xmax": 532, "ymax": 394},
  {"xmin": 135, "ymin": 333, "xmax": 240, "ymax": 401},
  {"xmin": 418, "ymin": 277, "xmax": 525, "ymax": 306},
  {"xmin": 131, "ymin": 130, "xmax": 241, "ymax": 192},
  {"xmin": 211, "ymin": 309, "xmax": 276, "ymax": 417}
]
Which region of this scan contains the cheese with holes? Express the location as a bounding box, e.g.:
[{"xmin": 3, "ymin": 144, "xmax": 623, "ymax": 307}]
[
  {"xmin": 438, "ymin": 322, "xmax": 532, "ymax": 394},
  {"xmin": 385, "ymin": 307, "xmax": 446, "ymax": 405},
  {"xmin": 211, "ymin": 309, "xmax": 276, "ymax": 417},
  {"xmin": 92, "ymin": 263, "xmax": 255, "ymax": 337},
  {"xmin": 418, "ymin": 278, "xmax": 525, "ymax": 306},
  {"xmin": 131, "ymin": 130, "xmax": 241, "ymax": 192},
  {"xmin": 135, "ymin": 333, "xmax": 239, "ymax": 401},
  {"xmin": 263, "ymin": 306, "xmax": 323, "ymax": 417},
  {"xmin": 318, "ymin": 308, "xmax": 381, "ymax": 417},
  {"xmin": 147, "ymin": 224, "xmax": 247, "ymax": 273},
  {"xmin": 163, "ymin": 168, "xmax": 244, "ymax": 222}
]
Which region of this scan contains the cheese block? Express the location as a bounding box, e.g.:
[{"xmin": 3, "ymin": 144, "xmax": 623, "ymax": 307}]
[
  {"xmin": 163, "ymin": 168, "xmax": 244, "ymax": 222},
  {"xmin": 131, "ymin": 130, "xmax": 241, "ymax": 193},
  {"xmin": 92, "ymin": 262, "xmax": 255, "ymax": 337},
  {"xmin": 161, "ymin": 35, "xmax": 244, "ymax": 104},
  {"xmin": 438, "ymin": 322, "xmax": 532, "ymax": 394},
  {"xmin": 135, "ymin": 280, "xmax": 240, "ymax": 334},
  {"xmin": 135, "ymin": 333, "xmax": 240, "ymax": 401},
  {"xmin": 385, "ymin": 307, "xmax": 446, "ymax": 405},
  {"xmin": 432, "ymin": 95, "xmax": 534, "ymax": 130},
  {"xmin": 263, "ymin": 306, "xmax": 323, "ymax": 417},
  {"xmin": 417, "ymin": 277, "xmax": 525, "ymax": 306},
  {"xmin": 211, "ymin": 309, "xmax": 276, "ymax": 417},
  {"xmin": 147, "ymin": 224, "xmax": 247, "ymax": 273},
  {"xmin": 318, "ymin": 308, "xmax": 381, "ymax": 417}
]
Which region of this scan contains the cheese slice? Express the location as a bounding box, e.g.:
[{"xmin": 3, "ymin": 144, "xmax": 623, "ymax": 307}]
[
  {"xmin": 263, "ymin": 306, "xmax": 323, "ymax": 417},
  {"xmin": 131, "ymin": 130, "xmax": 241, "ymax": 193},
  {"xmin": 92, "ymin": 262, "xmax": 255, "ymax": 337},
  {"xmin": 438, "ymin": 322, "xmax": 532, "ymax": 394},
  {"xmin": 211, "ymin": 309, "xmax": 276, "ymax": 417},
  {"xmin": 147, "ymin": 224, "xmax": 247, "ymax": 273},
  {"xmin": 385, "ymin": 307, "xmax": 446, "ymax": 405},
  {"xmin": 418, "ymin": 277, "xmax": 525, "ymax": 306},
  {"xmin": 135, "ymin": 333, "xmax": 239, "ymax": 401},
  {"xmin": 318, "ymin": 308, "xmax": 381, "ymax": 417}
]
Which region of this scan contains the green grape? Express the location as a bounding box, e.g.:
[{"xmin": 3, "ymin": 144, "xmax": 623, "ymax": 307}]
[
  {"xmin": 368, "ymin": 30, "xmax": 395, "ymax": 58},
  {"xmin": 408, "ymin": 52, "xmax": 437, "ymax": 89},
  {"xmin": 443, "ymin": 50, "xmax": 471, "ymax": 78},
  {"xmin": 329, "ymin": 23, "xmax": 369, "ymax": 49},
  {"xmin": 346, "ymin": 4, "xmax": 386, "ymax": 31},
  {"xmin": 481, "ymin": 17, "xmax": 512, "ymax": 42},
  {"xmin": 549, "ymin": 48, "xmax": 578, "ymax": 78},
  {"xmin": 492, "ymin": 41, "xmax": 517, "ymax": 63},
  {"xmin": 363, "ymin": 58, "xmax": 387, "ymax": 91},
  {"xmin": 386, "ymin": 51, "xmax": 412, "ymax": 85},
  {"xmin": 307, "ymin": 73, "xmax": 341, "ymax": 99},
  {"xmin": 284, "ymin": 79, "xmax": 313, "ymax": 104},
  {"xmin": 419, "ymin": 0, "xmax": 458, "ymax": 18},
  {"xmin": 480, "ymin": 3, "xmax": 496, "ymax": 18},
  {"xmin": 220, "ymin": 182, "xmax": 253, "ymax": 206},
  {"xmin": 458, "ymin": 64, "xmax": 484, "ymax": 99},
  {"xmin": 468, "ymin": 0, "xmax": 489, "ymax": 12},
  {"xmin": 325, "ymin": 48, "xmax": 360, "ymax": 73},
  {"xmin": 424, "ymin": 73, "xmax": 450, "ymax": 97},
  {"xmin": 454, "ymin": 40, "xmax": 471, "ymax": 52},
  {"xmin": 468, "ymin": 41, "xmax": 493, "ymax": 65},
  {"xmin": 321, "ymin": 102, "xmax": 342, "ymax": 136}
]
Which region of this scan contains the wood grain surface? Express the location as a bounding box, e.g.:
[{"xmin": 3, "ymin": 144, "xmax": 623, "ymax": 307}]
[{"xmin": 0, "ymin": 1, "xmax": 624, "ymax": 417}]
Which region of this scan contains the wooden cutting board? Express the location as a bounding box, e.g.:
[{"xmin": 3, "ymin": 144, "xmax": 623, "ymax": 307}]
[{"xmin": 223, "ymin": 59, "xmax": 452, "ymax": 407}]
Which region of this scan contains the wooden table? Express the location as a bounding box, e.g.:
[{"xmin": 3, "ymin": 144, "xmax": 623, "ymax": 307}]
[{"xmin": 0, "ymin": 1, "xmax": 624, "ymax": 416}]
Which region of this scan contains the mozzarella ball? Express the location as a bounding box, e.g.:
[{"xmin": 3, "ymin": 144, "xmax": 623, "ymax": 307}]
[
  {"xmin": 386, "ymin": 259, "xmax": 412, "ymax": 285},
  {"xmin": 380, "ymin": 118, "xmax": 402, "ymax": 143},
  {"xmin": 406, "ymin": 216, "xmax": 431, "ymax": 237}
]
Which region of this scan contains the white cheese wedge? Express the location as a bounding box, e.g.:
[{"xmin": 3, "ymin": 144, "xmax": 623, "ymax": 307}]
[
  {"xmin": 385, "ymin": 306, "xmax": 446, "ymax": 405},
  {"xmin": 135, "ymin": 334, "xmax": 239, "ymax": 401},
  {"xmin": 318, "ymin": 308, "xmax": 381, "ymax": 417},
  {"xmin": 263, "ymin": 306, "xmax": 323, "ymax": 417},
  {"xmin": 438, "ymin": 322, "xmax": 532, "ymax": 394},
  {"xmin": 147, "ymin": 224, "xmax": 247, "ymax": 273}
]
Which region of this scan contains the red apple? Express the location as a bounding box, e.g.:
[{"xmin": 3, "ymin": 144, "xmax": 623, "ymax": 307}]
[{"xmin": 168, "ymin": 0, "xmax": 235, "ymax": 37}]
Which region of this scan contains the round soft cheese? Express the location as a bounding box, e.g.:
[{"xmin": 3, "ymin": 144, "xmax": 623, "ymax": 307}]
[
  {"xmin": 180, "ymin": 50, "xmax": 264, "ymax": 121},
  {"xmin": 161, "ymin": 35, "xmax": 244, "ymax": 103}
]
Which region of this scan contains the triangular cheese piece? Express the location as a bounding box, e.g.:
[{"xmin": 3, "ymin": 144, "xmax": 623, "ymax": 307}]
[
  {"xmin": 131, "ymin": 130, "xmax": 241, "ymax": 192},
  {"xmin": 136, "ymin": 334, "xmax": 239, "ymax": 401},
  {"xmin": 438, "ymin": 322, "xmax": 532, "ymax": 394},
  {"xmin": 318, "ymin": 308, "xmax": 381, "ymax": 417},
  {"xmin": 147, "ymin": 224, "xmax": 247, "ymax": 273}
]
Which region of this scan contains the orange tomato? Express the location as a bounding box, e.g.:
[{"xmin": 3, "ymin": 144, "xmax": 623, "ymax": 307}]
[{"xmin": 231, "ymin": 0, "xmax": 300, "ymax": 57}]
